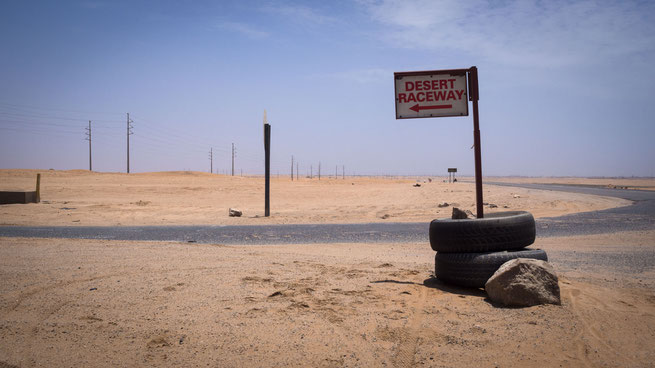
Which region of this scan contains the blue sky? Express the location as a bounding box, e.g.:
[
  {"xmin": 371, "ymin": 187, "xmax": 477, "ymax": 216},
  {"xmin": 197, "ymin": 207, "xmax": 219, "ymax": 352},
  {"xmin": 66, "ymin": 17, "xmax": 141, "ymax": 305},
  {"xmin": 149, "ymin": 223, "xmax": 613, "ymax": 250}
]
[{"xmin": 1, "ymin": 0, "xmax": 654, "ymax": 177}]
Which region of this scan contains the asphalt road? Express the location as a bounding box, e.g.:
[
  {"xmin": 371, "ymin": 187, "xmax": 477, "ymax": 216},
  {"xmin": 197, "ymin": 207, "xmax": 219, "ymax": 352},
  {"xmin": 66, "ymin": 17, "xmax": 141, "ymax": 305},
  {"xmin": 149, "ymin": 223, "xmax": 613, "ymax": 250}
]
[{"xmin": 0, "ymin": 183, "xmax": 653, "ymax": 245}]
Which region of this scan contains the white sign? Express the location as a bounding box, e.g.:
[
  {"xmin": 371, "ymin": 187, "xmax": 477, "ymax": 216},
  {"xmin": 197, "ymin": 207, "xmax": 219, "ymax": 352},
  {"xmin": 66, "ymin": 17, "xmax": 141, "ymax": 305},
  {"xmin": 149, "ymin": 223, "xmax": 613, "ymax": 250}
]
[{"xmin": 394, "ymin": 72, "xmax": 468, "ymax": 119}]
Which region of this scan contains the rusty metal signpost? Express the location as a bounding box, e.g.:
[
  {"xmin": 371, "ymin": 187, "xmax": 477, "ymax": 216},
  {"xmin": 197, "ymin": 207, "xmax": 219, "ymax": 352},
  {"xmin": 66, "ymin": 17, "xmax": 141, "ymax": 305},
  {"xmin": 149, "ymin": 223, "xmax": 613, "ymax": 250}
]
[{"xmin": 394, "ymin": 67, "xmax": 484, "ymax": 218}]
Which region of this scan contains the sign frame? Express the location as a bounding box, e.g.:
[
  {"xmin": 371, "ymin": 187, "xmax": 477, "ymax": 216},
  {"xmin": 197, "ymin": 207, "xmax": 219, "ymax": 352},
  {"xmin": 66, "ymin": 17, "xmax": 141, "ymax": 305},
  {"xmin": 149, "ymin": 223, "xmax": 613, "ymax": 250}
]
[
  {"xmin": 394, "ymin": 68, "xmax": 469, "ymax": 120},
  {"xmin": 393, "ymin": 67, "xmax": 485, "ymax": 218}
]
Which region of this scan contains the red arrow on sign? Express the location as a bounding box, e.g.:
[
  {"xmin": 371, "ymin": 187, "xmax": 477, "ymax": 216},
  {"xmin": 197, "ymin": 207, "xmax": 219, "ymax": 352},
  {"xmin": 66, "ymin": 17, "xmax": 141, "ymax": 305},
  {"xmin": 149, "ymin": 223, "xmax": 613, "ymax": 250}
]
[{"xmin": 409, "ymin": 104, "xmax": 453, "ymax": 112}]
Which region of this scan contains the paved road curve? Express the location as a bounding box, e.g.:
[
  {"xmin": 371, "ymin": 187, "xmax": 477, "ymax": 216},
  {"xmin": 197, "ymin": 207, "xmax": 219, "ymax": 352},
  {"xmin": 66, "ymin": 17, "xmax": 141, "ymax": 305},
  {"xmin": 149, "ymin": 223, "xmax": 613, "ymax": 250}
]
[{"xmin": 0, "ymin": 183, "xmax": 653, "ymax": 244}]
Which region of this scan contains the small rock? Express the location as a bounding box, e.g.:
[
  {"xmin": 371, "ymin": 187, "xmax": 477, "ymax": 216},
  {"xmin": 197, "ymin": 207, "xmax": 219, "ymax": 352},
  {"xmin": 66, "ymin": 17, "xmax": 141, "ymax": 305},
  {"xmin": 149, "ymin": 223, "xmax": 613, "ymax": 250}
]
[
  {"xmin": 465, "ymin": 209, "xmax": 476, "ymax": 218},
  {"xmin": 229, "ymin": 208, "xmax": 242, "ymax": 217},
  {"xmin": 451, "ymin": 207, "xmax": 468, "ymax": 219},
  {"xmin": 381, "ymin": 214, "xmax": 391, "ymax": 219},
  {"xmin": 413, "ymin": 183, "xmax": 421, "ymax": 187},
  {"xmin": 485, "ymin": 258, "xmax": 561, "ymax": 307},
  {"xmin": 513, "ymin": 194, "xmax": 521, "ymax": 199},
  {"xmin": 438, "ymin": 202, "xmax": 449, "ymax": 208},
  {"xmin": 488, "ymin": 203, "xmax": 498, "ymax": 208},
  {"xmin": 503, "ymin": 205, "xmax": 509, "ymax": 208}
]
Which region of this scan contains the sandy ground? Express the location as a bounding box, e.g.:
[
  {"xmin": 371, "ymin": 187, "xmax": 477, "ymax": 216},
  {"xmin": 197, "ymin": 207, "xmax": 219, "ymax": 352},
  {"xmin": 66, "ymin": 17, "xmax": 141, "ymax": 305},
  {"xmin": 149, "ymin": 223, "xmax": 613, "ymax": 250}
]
[
  {"xmin": 0, "ymin": 170, "xmax": 636, "ymax": 226},
  {"xmin": 0, "ymin": 231, "xmax": 654, "ymax": 368},
  {"xmin": 1, "ymin": 170, "xmax": 653, "ymax": 367}
]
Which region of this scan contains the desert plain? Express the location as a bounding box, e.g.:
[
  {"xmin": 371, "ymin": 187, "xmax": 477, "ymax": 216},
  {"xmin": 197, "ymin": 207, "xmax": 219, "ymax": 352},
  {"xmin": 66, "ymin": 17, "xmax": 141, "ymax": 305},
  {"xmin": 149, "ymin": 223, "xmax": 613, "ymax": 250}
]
[{"xmin": 0, "ymin": 169, "xmax": 654, "ymax": 367}]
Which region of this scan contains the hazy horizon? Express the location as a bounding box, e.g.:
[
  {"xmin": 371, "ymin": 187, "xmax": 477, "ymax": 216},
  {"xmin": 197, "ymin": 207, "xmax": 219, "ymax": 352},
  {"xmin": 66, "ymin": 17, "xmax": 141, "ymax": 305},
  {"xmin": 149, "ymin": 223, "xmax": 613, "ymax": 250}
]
[{"xmin": 2, "ymin": 1, "xmax": 654, "ymax": 177}]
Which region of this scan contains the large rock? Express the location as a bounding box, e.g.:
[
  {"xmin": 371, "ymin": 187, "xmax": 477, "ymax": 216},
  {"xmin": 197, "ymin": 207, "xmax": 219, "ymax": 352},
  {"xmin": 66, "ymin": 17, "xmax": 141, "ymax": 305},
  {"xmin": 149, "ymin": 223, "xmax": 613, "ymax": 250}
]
[
  {"xmin": 229, "ymin": 208, "xmax": 242, "ymax": 217},
  {"xmin": 451, "ymin": 207, "xmax": 468, "ymax": 219},
  {"xmin": 485, "ymin": 258, "xmax": 561, "ymax": 307}
]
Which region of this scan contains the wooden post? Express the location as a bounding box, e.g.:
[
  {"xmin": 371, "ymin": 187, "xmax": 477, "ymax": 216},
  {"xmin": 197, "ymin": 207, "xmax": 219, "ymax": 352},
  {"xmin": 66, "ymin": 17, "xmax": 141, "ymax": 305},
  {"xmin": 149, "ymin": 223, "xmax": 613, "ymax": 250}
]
[
  {"xmin": 35, "ymin": 173, "xmax": 41, "ymax": 203},
  {"xmin": 264, "ymin": 123, "xmax": 271, "ymax": 217}
]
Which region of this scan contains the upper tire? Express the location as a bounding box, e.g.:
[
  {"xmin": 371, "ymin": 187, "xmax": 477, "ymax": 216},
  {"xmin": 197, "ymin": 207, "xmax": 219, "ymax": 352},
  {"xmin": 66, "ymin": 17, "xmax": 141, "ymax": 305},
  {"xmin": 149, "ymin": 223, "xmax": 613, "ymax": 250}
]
[
  {"xmin": 435, "ymin": 248, "xmax": 548, "ymax": 288},
  {"xmin": 429, "ymin": 211, "xmax": 536, "ymax": 253}
]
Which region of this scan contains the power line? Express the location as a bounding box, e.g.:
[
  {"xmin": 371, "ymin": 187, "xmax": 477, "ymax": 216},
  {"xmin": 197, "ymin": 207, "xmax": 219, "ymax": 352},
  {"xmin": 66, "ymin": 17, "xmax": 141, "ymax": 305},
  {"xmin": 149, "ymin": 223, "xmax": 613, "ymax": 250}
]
[{"xmin": 0, "ymin": 101, "xmax": 124, "ymax": 117}]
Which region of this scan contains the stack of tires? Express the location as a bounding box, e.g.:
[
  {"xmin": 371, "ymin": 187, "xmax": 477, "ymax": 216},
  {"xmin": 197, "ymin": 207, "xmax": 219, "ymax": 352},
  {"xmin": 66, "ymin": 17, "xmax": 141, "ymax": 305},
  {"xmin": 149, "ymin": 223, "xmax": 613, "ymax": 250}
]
[{"xmin": 429, "ymin": 211, "xmax": 548, "ymax": 288}]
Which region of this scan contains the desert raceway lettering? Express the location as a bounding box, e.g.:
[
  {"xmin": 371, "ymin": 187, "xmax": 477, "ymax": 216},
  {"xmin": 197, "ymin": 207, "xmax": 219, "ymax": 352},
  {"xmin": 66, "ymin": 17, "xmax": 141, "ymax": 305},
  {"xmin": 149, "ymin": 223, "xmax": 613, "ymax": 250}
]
[{"xmin": 397, "ymin": 79, "xmax": 465, "ymax": 104}]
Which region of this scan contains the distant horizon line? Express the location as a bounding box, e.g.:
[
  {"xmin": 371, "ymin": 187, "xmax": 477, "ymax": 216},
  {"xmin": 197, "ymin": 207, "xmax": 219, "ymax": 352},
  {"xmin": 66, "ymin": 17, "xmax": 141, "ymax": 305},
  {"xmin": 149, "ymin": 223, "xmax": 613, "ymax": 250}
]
[{"xmin": 1, "ymin": 168, "xmax": 653, "ymax": 180}]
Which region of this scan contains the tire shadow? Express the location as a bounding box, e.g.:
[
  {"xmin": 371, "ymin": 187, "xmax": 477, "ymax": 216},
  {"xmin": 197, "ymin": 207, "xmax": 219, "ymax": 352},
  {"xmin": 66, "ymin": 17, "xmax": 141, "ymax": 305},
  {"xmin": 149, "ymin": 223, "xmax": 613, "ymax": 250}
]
[
  {"xmin": 423, "ymin": 277, "xmax": 530, "ymax": 308},
  {"xmin": 422, "ymin": 277, "xmax": 487, "ymax": 298}
]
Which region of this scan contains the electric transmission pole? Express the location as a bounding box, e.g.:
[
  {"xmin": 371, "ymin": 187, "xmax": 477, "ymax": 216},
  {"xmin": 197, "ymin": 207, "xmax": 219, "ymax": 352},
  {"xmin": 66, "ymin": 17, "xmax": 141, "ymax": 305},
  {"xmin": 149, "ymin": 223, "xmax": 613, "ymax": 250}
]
[
  {"xmin": 291, "ymin": 156, "xmax": 294, "ymax": 181},
  {"xmin": 343, "ymin": 165, "xmax": 345, "ymax": 179},
  {"xmin": 318, "ymin": 162, "xmax": 321, "ymax": 180},
  {"xmin": 231, "ymin": 143, "xmax": 235, "ymax": 176},
  {"xmin": 209, "ymin": 147, "xmax": 213, "ymax": 173},
  {"xmin": 296, "ymin": 162, "xmax": 299, "ymax": 180},
  {"xmin": 127, "ymin": 113, "xmax": 133, "ymax": 173},
  {"xmin": 85, "ymin": 120, "xmax": 92, "ymax": 171}
]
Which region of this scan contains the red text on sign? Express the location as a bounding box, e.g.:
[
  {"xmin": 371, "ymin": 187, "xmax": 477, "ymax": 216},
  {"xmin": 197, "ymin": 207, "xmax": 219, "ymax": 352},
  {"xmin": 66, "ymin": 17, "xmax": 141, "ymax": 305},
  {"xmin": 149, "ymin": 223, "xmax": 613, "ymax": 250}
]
[
  {"xmin": 397, "ymin": 90, "xmax": 464, "ymax": 104},
  {"xmin": 405, "ymin": 79, "xmax": 456, "ymax": 91}
]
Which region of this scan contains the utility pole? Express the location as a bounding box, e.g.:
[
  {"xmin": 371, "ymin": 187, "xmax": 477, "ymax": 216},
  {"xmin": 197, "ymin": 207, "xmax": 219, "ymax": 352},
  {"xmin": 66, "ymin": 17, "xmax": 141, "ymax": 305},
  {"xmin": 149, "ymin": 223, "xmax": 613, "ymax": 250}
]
[
  {"xmin": 343, "ymin": 165, "xmax": 345, "ymax": 179},
  {"xmin": 231, "ymin": 143, "xmax": 235, "ymax": 176},
  {"xmin": 318, "ymin": 162, "xmax": 321, "ymax": 180},
  {"xmin": 310, "ymin": 165, "xmax": 313, "ymax": 179},
  {"xmin": 296, "ymin": 162, "xmax": 299, "ymax": 180},
  {"xmin": 127, "ymin": 113, "xmax": 133, "ymax": 173},
  {"xmin": 209, "ymin": 147, "xmax": 213, "ymax": 173},
  {"xmin": 85, "ymin": 120, "xmax": 92, "ymax": 171},
  {"xmin": 335, "ymin": 165, "xmax": 338, "ymax": 179},
  {"xmin": 291, "ymin": 155, "xmax": 294, "ymax": 181}
]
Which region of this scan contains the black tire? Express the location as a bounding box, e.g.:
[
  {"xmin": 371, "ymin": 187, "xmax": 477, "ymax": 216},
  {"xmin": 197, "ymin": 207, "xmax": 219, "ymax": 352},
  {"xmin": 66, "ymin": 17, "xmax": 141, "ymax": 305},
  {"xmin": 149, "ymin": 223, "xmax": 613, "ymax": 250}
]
[
  {"xmin": 429, "ymin": 211, "xmax": 535, "ymax": 253},
  {"xmin": 435, "ymin": 248, "xmax": 548, "ymax": 288}
]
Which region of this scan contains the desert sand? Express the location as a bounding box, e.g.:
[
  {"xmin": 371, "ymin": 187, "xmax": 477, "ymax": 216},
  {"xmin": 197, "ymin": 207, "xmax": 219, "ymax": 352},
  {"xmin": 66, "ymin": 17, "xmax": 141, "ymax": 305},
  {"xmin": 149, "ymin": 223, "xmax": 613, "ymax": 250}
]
[
  {"xmin": 1, "ymin": 170, "xmax": 654, "ymax": 367},
  {"xmin": 0, "ymin": 231, "xmax": 654, "ymax": 367},
  {"xmin": 0, "ymin": 169, "xmax": 634, "ymax": 226}
]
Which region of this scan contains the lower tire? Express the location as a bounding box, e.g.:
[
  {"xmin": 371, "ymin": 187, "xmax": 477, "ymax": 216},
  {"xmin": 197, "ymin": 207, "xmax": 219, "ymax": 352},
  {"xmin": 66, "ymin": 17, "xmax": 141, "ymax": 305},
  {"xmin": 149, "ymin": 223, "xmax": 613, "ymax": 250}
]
[{"xmin": 435, "ymin": 248, "xmax": 548, "ymax": 288}]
